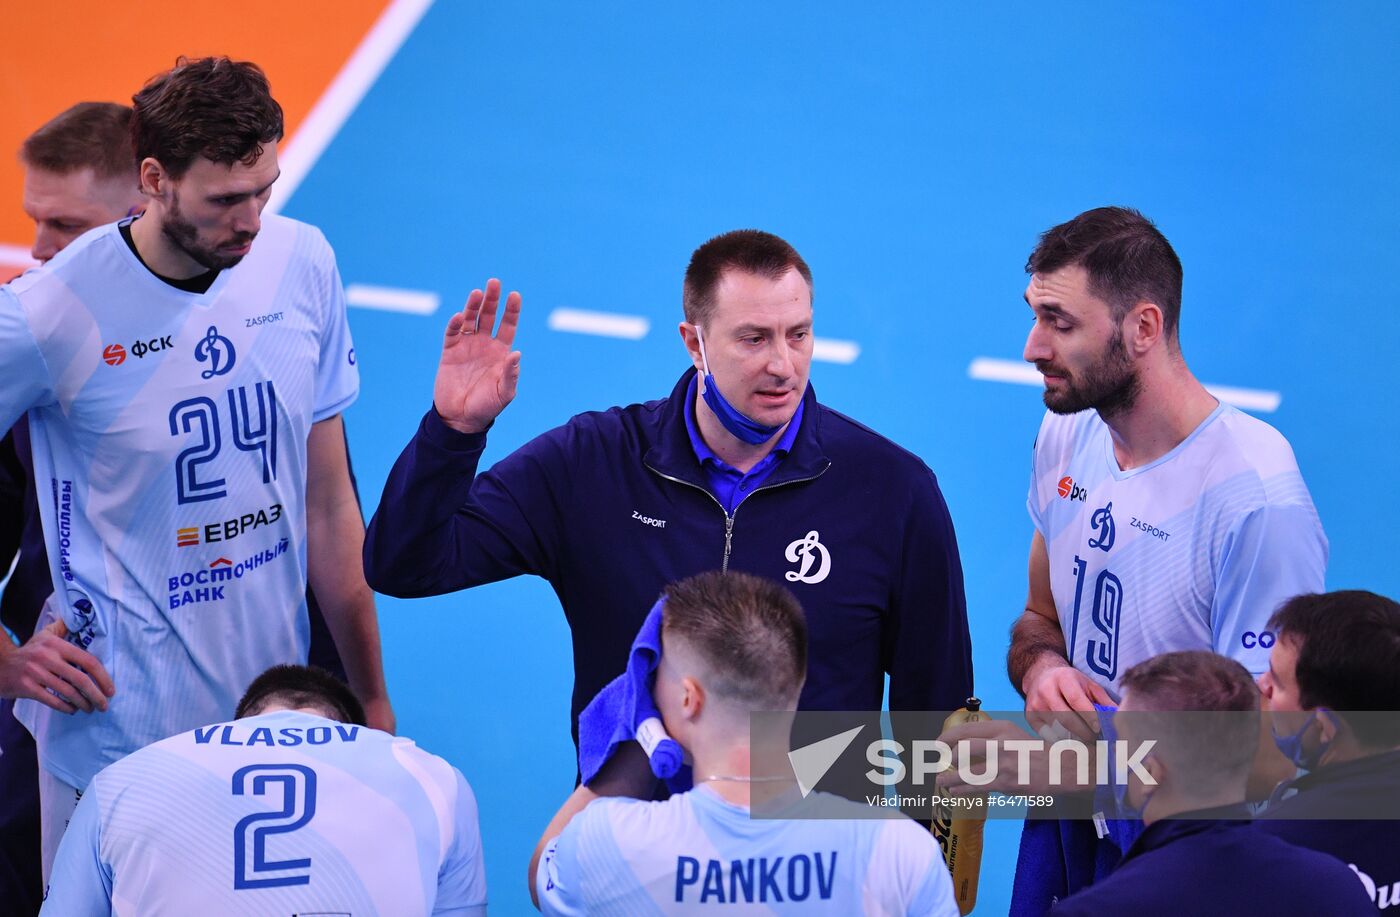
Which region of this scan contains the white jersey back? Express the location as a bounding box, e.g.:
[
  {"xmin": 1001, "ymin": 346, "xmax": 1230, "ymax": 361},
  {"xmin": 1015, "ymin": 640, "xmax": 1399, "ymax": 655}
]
[
  {"xmin": 1028, "ymin": 404, "xmax": 1327, "ymax": 696},
  {"xmin": 41, "ymin": 710, "xmax": 486, "ymax": 916},
  {"xmin": 536, "ymin": 786, "xmax": 957, "ymax": 916},
  {"xmin": 0, "ymin": 216, "xmax": 358, "ymax": 787}
]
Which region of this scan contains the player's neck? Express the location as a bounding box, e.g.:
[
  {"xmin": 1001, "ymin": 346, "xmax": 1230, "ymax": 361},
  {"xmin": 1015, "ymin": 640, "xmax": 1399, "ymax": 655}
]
[
  {"xmin": 693, "ymin": 394, "xmax": 787, "ymax": 474},
  {"xmin": 693, "ymin": 736, "xmax": 795, "ymax": 808},
  {"xmin": 1102, "ymin": 359, "xmax": 1218, "ymax": 471},
  {"xmin": 129, "ymin": 210, "xmax": 213, "ymax": 280}
]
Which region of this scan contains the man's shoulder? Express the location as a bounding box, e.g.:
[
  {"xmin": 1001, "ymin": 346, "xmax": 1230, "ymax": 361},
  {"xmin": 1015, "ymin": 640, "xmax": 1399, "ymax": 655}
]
[
  {"xmin": 1200, "ymin": 405, "xmax": 1301, "ymax": 475},
  {"xmin": 526, "ymin": 393, "xmax": 669, "ymax": 455},
  {"xmin": 5, "ymin": 224, "xmax": 123, "ymax": 299},
  {"xmin": 1030, "ymin": 409, "xmax": 1101, "ymax": 461},
  {"xmin": 812, "ymin": 402, "xmax": 936, "ymax": 477},
  {"xmin": 246, "ymin": 214, "xmax": 334, "ymax": 267}
]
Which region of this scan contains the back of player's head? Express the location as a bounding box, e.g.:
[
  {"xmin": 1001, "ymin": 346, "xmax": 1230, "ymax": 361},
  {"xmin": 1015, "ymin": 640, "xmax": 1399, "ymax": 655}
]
[
  {"xmin": 1120, "ymin": 650, "xmax": 1259, "ymax": 790},
  {"xmin": 236, "ymin": 665, "xmax": 366, "ymax": 725},
  {"xmin": 683, "ymin": 229, "xmax": 814, "ymax": 327},
  {"xmin": 1269, "ymin": 590, "xmax": 1400, "ymax": 748},
  {"xmin": 662, "ymin": 571, "xmax": 807, "ymax": 710},
  {"xmin": 131, "ymin": 56, "xmax": 284, "ymax": 179},
  {"xmin": 20, "ymin": 102, "xmax": 135, "ymax": 181},
  {"xmin": 1026, "ymin": 206, "xmax": 1183, "ymax": 342}
]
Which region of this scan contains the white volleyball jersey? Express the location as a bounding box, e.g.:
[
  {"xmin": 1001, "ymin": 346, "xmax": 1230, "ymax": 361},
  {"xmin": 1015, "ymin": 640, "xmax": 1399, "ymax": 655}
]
[
  {"xmin": 1028, "ymin": 404, "xmax": 1327, "ymax": 697},
  {"xmin": 0, "ymin": 216, "xmax": 358, "ymax": 786},
  {"xmin": 42, "ymin": 711, "xmax": 485, "ymax": 916},
  {"xmin": 537, "ymin": 786, "xmax": 957, "ymax": 916}
]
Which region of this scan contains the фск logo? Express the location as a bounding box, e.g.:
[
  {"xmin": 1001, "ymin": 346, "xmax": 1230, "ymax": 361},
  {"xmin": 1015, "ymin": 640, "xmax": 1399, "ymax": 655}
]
[
  {"xmin": 195, "ymin": 325, "xmax": 236, "ymax": 379},
  {"xmin": 1057, "ymin": 475, "xmax": 1089, "ymax": 502},
  {"xmin": 102, "ymin": 335, "xmax": 174, "ymax": 367}
]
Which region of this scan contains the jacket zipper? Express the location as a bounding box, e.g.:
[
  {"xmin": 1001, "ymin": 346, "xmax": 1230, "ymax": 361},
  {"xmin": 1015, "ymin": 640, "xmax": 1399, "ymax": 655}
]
[{"xmin": 646, "ymin": 464, "xmax": 830, "ymax": 574}]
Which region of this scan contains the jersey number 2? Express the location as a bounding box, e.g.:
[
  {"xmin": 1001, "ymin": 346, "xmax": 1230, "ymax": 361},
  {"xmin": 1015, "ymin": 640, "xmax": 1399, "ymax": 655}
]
[
  {"xmin": 1070, "ymin": 556, "xmax": 1123, "ymax": 681},
  {"xmin": 232, "ymin": 763, "xmax": 317, "ymax": 890}
]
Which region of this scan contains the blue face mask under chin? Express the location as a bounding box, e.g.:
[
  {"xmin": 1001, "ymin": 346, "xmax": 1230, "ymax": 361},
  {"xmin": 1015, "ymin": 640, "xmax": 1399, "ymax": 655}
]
[
  {"xmin": 1271, "ymin": 709, "xmax": 1336, "ymax": 771},
  {"xmin": 694, "ymin": 325, "xmax": 785, "ymax": 446}
]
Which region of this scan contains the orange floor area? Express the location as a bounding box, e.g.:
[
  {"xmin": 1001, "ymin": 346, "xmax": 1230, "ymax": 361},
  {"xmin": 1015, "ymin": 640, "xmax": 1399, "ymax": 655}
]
[{"xmin": 0, "ymin": 1, "xmax": 390, "ymax": 271}]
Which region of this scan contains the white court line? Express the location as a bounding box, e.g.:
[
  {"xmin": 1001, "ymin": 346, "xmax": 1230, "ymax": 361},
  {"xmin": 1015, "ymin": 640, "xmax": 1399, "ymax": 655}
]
[
  {"xmin": 968, "ymin": 357, "xmax": 1282, "ymax": 413},
  {"xmin": 0, "ymin": 244, "xmax": 36, "ymax": 268},
  {"xmin": 266, "ymin": 0, "xmax": 436, "ymax": 214},
  {"xmin": 812, "ymin": 337, "xmax": 861, "ymax": 365},
  {"xmin": 547, "ymin": 307, "xmax": 650, "ymax": 340},
  {"xmin": 346, "ymin": 283, "xmax": 440, "ymax": 315}
]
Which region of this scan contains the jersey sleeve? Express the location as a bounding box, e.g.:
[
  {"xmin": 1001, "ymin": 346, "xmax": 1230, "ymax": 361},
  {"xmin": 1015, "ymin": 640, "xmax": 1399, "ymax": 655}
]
[
  {"xmin": 433, "ymin": 769, "xmax": 488, "ymax": 916},
  {"xmin": 1212, "ymin": 503, "xmax": 1328, "ymax": 673},
  {"xmin": 0, "ymin": 286, "xmax": 57, "ymax": 433},
  {"xmin": 38, "ymin": 784, "xmax": 112, "ymax": 917},
  {"xmin": 1027, "ymin": 419, "xmax": 1049, "ymax": 536},
  {"xmin": 310, "ymin": 233, "xmax": 359, "ymax": 422},
  {"xmin": 535, "ymin": 825, "xmax": 588, "ymax": 917}
]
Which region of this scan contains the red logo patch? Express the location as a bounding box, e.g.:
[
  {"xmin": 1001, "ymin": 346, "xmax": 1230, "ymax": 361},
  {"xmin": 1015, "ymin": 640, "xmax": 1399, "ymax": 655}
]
[
  {"xmin": 1058, "ymin": 476, "xmax": 1073, "ymax": 498},
  {"xmin": 102, "ymin": 344, "xmax": 126, "ymax": 366}
]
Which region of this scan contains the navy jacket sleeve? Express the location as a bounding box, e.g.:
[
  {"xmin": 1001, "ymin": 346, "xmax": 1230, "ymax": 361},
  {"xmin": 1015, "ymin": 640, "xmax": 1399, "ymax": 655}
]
[
  {"xmin": 0, "ymin": 429, "xmax": 23, "ymax": 576},
  {"xmin": 884, "ymin": 466, "xmax": 973, "ymax": 711},
  {"xmin": 363, "ymin": 407, "xmax": 568, "ymax": 597}
]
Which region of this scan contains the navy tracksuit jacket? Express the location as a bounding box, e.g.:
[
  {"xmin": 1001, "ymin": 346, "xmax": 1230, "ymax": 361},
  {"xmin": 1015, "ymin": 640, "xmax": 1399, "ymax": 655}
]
[
  {"xmin": 1051, "ymin": 804, "xmax": 1375, "ymax": 916},
  {"xmin": 364, "ymin": 369, "xmax": 973, "ymax": 742},
  {"xmin": 1256, "ymin": 749, "xmax": 1400, "ymax": 911}
]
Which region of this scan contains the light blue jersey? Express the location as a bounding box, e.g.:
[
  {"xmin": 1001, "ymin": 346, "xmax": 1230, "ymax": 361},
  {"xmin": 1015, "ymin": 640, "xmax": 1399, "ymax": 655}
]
[
  {"xmin": 537, "ymin": 786, "xmax": 956, "ymax": 915},
  {"xmin": 0, "ymin": 217, "xmax": 358, "ymax": 787},
  {"xmin": 1028, "ymin": 404, "xmax": 1327, "ymax": 696},
  {"xmin": 42, "ymin": 710, "xmax": 486, "ymax": 916}
]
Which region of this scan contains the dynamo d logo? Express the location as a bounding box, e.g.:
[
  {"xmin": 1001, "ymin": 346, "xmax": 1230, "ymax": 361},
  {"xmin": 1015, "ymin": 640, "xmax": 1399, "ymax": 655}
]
[
  {"xmin": 1088, "ymin": 501, "xmax": 1116, "ymax": 552},
  {"xmin": 785, "ymin": 531, "xmax": 832, "ymax": 585},
  {"xmin": 195, "ymin": 325, "xmax": 236, "ymax": 379}
]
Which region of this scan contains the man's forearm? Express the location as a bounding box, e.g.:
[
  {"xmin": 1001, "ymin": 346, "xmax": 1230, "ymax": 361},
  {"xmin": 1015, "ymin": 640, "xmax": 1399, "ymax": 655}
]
[
  {"xmin": 307, "ymin": 416, "xmax": 390, "ymax": 718},
  {"xmin": 1007, "ymin": 609, "xmax": 1070, "ymax": 697},
  {"xmin": 308, "ymin": 495, "xmax": 388, "ymax": 705}
]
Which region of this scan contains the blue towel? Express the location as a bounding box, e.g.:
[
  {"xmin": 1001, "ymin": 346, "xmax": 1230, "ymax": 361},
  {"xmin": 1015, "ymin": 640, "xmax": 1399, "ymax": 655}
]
[
  {"xmin": 1008, "ymin": 705, "xmax": 1144, "ymax": 915},
  {"xmin": 577, "ymin": 596, "xmax": 690, "ymax": 793}
]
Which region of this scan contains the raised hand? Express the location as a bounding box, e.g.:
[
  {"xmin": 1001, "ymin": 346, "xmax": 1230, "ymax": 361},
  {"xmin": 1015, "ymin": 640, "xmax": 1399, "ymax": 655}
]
[{"xmin": 433, "ymin": 278, "xmax": 523, "ymax": 434}]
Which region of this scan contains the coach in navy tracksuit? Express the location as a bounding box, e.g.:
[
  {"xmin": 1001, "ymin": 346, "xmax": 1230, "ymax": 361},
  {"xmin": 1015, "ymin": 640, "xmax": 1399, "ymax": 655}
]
[
  {"xmin": 1256, "ymin": 590, "xmax": 1400, "ymax": 911},
  {"xmin": 364, "ymin": 230, "xmax": 972, "ymax": 745},
  {"xmin": 1051, "ymin": 650, "xmax": 1373, "ymax": 916}
]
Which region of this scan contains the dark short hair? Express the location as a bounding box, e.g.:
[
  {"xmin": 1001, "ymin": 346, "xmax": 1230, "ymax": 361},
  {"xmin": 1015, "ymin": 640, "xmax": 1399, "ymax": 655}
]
[
  {"xmin": 683, "ymin": 229, "xmax": 813, "ymax": 327},
  {"xmin": 1026, "ymin": 207, "xmax": 1184, "ymax": 342},
  {"xmin": 662, "ymin": 571, "xmax": 807, "ymax": 709},
  {"xmin": 1269, "ymin": 590, "xmax": 1400, "ymax": 748},
  {"xmin": 131, "ymin": 56, "xmax": 284, "ymax": 179},
  {"xmin": 236, "ymin": 665, "xmax": 366, "ymax": 725},
  {"xmin": 1120, "ymin": 651, "xmax": 1259, "ymax": 790},
  {"xmin": 20, "ymin": 102, "xmax": 135, "ymax": 180}
]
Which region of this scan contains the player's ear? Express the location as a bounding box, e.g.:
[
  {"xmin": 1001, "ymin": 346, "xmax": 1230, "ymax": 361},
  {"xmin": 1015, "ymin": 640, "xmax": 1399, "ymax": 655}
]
[
  {"xmin": 678, "ymin": 321, "xmax": 704, "ymax": 372},
  {"xmin": 1316, "ymin": 709, "xmax": 1341, "ymax": 745},
  {"xmin": 680, "ymin": 675, "xmax": 705, "ymax": 721},
  {"xmin": 1127, "ymin": 301, "xmax": 1164, "ymax": 355},
  {"xmin": 138, "ymin": 158, "xmax": 171, "ymax": 200}
]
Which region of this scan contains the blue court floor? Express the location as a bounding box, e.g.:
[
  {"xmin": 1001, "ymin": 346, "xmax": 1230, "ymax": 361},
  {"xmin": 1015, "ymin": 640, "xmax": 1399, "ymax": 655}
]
[{"xmin": 275, "ymin": 4, "xmax": 1400, "ymax": 912}]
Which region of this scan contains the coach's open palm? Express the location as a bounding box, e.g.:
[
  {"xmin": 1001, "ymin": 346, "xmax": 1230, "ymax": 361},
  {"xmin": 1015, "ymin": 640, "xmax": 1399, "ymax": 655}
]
[{"xmin": 433, "ymin": 278, "xmax": 523, "ymax": 434}]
